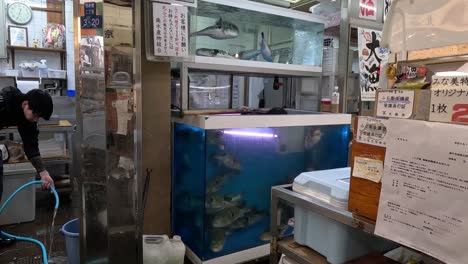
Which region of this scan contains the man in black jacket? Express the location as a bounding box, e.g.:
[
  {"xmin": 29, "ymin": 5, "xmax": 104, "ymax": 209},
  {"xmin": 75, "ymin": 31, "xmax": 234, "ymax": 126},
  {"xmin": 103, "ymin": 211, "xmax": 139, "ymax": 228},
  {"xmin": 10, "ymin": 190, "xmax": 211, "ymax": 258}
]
[{"xmin": 0, "ymin": 86, "xmax": 54, "ymax": 247}]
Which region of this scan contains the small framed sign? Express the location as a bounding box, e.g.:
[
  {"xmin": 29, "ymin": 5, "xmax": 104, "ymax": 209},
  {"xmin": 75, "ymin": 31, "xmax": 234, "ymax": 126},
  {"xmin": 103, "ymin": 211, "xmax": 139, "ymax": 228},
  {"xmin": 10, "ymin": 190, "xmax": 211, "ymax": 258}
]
[{"xmin": 8, "ymin": 26, "xmax": 28, "ymax": 47}]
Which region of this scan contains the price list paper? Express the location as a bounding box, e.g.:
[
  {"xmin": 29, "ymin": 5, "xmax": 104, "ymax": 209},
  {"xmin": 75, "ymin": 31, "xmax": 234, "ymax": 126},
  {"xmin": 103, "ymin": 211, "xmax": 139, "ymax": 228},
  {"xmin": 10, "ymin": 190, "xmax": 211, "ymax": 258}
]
[
  {"xmin": 430, "ymin": 75, "xmax": 468, "ymax": 124},
  {"xmin": 153, "ymin": 3, "xmax": 188, "ymax": 57},
  {"xmin": 375, "ymin": 119, "xmax": 468, "ymax": 264}
]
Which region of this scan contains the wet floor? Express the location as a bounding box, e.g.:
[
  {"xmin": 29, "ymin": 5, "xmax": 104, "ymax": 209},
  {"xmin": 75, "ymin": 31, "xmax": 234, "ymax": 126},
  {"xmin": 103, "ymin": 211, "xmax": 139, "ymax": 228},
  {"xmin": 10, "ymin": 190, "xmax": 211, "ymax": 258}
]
[
  {"xmin": 0, "ymin": 192, "xmax": 76, "ymax": 264},
  {"xmin": 0, "ymin": 191, "xmax": 269, "ymax": 264}
]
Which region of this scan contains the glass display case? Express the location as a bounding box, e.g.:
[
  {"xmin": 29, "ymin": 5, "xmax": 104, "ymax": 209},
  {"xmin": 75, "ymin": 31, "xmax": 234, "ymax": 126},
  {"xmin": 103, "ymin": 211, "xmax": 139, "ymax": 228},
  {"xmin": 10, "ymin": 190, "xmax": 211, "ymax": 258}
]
[
  {"xmin": 172, "ymin": 111, "xmax": 351, "ymax": 262},
  {"xmin": 146, "ymin": 0, "xmax": 325, "ymax": 75}
]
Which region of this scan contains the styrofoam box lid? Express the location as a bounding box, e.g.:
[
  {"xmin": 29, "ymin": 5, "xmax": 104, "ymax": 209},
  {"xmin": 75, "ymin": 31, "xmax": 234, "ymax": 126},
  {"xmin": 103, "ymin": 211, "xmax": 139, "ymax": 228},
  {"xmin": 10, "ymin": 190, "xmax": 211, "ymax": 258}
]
[
  {"xmin": 4, "ymin": 163, "xmax": 36, "ymax": 175},
  {"xmin": 293, "ymin": 167, "xmax": 351, "ymax": 203}
]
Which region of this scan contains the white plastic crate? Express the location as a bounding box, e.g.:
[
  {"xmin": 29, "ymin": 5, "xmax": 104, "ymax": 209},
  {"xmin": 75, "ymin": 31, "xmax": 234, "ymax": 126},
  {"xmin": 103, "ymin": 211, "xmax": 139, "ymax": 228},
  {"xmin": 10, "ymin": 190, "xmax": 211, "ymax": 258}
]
[
  {"xmin": 0, "ymin": 163, "xmax": 36, "ymax": 225},
  {"xmin": 48, "ymin": 69, "xmax": 67, "ymax": 79},
  {"xmin": 293, "ymin": 168, "xmax": 395, "ymax": 264},
  {"xmin": 4, "ymin": 69, "xmax": 19, "ymax": 77},
  {"xmin": 20, "ymin": 68, "xmax": 39, "ymax": 78}
]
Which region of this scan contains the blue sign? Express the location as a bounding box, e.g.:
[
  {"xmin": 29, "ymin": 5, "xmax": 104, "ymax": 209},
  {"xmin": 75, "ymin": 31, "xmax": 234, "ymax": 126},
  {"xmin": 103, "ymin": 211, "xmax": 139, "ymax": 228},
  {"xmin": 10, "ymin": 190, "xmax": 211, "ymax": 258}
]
[
  {"xmin": 84, "ymin": 2, "xmax": 96, "ymax": 15},
  {"xmin": 81, "ymin": 14, "xmax": 103, "ymax": 29},
  {"xmin": 81, "ymin": 2, "xmax": 102, "ymax": 29}
]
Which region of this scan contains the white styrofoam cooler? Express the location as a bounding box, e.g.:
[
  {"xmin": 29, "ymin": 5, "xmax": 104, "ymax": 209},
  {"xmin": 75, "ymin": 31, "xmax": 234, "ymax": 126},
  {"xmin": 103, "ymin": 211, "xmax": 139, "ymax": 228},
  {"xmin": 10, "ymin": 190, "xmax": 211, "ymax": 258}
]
[
  {"xmin": 293, "ymin": 168, "xmax": 394, "ymax": 264},
  {"xmin": 0, "ymin": 163, "xmax": 36, "ymax": 225}
]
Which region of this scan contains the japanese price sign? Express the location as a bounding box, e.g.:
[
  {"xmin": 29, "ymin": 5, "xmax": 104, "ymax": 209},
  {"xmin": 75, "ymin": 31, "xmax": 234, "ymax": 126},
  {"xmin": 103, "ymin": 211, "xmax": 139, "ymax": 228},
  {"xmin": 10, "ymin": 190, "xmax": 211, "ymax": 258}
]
[
  {"xmin": 153, "ymin": 3, "xmax": 188, "ymax": 57},
  {"xmin": 376, "ymin": 90, "xmax": 414, "ymax": 119},
  {"xmin": 81, "ymin": 2, "xmax": 102, "ymax": 29},
  {"xmin": 357, "ymin": 116, "xmax": 389, "ymax": 147},
  {"xmin": 358, "ymin": 28, "xmax": 389, "ymax": 101},
  {"xmin": 376, "ymin": 119, "xmax": 468, "ymax": 264},
  {"xmin": 359, "ymin": 0, "xmax": 377, "ymax": 21},
  {"xmin": 429, "ymin": 75, "xmax": 468, "ymax": 124}
]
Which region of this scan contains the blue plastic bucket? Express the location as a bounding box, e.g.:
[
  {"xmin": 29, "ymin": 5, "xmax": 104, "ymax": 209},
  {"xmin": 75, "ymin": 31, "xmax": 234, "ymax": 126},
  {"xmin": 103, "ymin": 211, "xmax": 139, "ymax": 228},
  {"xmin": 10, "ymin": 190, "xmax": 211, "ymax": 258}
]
[{"xmin": 61, "ymin": 218, "xmax": 79, "ymax": 264}]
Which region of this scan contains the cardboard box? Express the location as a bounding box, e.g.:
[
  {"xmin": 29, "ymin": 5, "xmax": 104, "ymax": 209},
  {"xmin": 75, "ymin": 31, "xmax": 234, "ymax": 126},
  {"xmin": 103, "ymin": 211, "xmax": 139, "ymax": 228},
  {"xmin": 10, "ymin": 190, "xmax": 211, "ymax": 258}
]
[{"xmin": 349, "ymin": 141, "xmax": 386, "ymax": 222}]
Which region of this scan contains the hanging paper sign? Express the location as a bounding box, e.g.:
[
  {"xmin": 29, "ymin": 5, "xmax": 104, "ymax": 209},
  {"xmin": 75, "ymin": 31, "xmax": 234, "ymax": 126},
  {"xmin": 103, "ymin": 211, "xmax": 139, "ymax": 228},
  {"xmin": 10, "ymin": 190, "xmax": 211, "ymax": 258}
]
[
  {"xmin": 376, "ymin": 119, "xmax": 468, "ymax": 264},
  {"xmin": 376, "ymin": 90, "xmax": 414, "ymax": 119},
  {"xmin": 359, "ymin": 0, "xmax": 377, "ymax": 21},
  {"xmin": 153, "ymin": 2, "xmax": 188, "ymax": 57},
  {"xmin": 430, "ymin": 75, "xmax": 468, "ymax": 124},
  {"xmin": 383, "ymin": 0, "xmax": 392, "ymax": 22},
  {"xmin": 358, "ymin": 28, "xmax": 389, "ymax": 101},
  {"xmin": 156, "ymin": 0, "xmax": 197, "ymax": 7}
]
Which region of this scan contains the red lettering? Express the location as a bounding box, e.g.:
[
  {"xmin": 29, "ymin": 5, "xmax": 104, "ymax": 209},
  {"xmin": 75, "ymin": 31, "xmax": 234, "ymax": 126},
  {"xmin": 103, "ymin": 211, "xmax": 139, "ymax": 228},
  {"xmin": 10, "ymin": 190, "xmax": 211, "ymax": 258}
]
[{"xmin": 452, "ymin": 104, "xmax": 468, "ymax": 123}]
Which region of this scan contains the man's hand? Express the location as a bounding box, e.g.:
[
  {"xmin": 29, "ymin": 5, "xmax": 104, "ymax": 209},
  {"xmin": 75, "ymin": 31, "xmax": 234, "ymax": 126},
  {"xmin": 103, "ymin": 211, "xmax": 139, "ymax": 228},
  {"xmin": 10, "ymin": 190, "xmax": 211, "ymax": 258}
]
[{"xmin": 39, "ymin": 170, "xmax": 54, "ymax": 189}]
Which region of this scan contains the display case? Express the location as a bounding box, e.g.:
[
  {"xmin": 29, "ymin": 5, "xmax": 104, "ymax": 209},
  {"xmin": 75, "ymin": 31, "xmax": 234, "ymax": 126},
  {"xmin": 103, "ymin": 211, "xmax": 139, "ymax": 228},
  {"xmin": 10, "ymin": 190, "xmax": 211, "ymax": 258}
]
[
  {"xmin": 172, "ymin": 111, "xmax": 351, "ymax": 263},
  {"xmin": 146, "ymin": 0, "xmax": 325, "ymax": 75}
]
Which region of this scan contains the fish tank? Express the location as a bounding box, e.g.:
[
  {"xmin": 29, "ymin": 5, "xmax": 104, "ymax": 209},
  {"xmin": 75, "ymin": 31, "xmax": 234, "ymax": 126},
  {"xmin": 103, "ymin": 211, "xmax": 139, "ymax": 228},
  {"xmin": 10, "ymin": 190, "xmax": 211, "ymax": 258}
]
[
  {"xmin": 146, "ymin": 0, "xmax": 325, "ymax": 72},
  {"xmin": 172, "ymin": 111, "xmax": 351, "ymax": 262}
]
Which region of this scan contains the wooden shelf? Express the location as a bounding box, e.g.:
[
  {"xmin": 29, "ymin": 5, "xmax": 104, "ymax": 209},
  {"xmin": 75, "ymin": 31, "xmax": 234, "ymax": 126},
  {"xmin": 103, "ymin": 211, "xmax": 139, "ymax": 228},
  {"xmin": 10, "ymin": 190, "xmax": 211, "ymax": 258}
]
[
  {"xmin": 6, "ymin": 156, "xmax": 71, "ymax": 166},
  {"xmin": 278, "ymin": 237, "xmax": 329, "ymax": 264},
  {"xmin": 0, "ymin": 76, "xmax": 66, "ymax": 81},
  {"xmin": 7, "ymin": 45, "xmax": 66, "ymax": 54},
  {"xmin": 19, "ymin": 77, "xmax": 66, "ymax": 81},
  {"xmin": 31, "ymin": 7, "xmax": 63, "ymax": 13},
  {"xmin": 390, "ymin": 44, "xmax": 468, "ymax": 65}
]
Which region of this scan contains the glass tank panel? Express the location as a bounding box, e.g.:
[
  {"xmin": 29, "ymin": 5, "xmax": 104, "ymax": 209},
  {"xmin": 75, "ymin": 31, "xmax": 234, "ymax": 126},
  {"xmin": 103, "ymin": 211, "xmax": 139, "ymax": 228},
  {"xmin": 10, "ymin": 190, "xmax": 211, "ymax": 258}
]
[
  {"xmin": 189, "ymin": 0, "xmax": 324, "ymax": 66},
  {"xmin": 189, "ymin": 72, "xmax": 232, "ymax": 109},
  {"xmin": 146, "ymin": 0, "xmax": 324, "ymax": 68},
  {"xmin": 172, "ymin": 113, "xmax": 351, "ymax": 261}
]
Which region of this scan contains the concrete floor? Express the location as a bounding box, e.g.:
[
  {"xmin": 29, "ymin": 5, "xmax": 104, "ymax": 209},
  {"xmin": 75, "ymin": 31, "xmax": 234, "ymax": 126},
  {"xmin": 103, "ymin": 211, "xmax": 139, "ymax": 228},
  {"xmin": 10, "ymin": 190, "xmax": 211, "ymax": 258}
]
[
  {"xmin": 0, "ymin": 192, "xmax": 74, "ymax": 264},
  {"xmin": 0, "ymin": 193, "xmax": 272, "ymax": 264}
]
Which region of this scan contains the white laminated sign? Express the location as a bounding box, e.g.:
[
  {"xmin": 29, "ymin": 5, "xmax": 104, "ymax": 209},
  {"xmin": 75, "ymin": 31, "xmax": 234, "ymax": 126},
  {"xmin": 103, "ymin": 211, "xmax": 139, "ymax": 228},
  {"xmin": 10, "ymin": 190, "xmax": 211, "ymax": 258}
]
[
  {"xmin": 376, "ymin": 89, "xmax": 414, "ymax": 119},
  {"xmin": 356, "ymin": 116, "xmax": 389, "ymax": 147},
  {"xmin": 375, "ymin": 119, "xmax": 468, "ymax": 264},
  {"xmin": 429, "ymin": 75, "xmax": 468, "ymax": 124},
  {"xmin": 153, "ymin": 3, "xmax": 188, "ymax": 57}
]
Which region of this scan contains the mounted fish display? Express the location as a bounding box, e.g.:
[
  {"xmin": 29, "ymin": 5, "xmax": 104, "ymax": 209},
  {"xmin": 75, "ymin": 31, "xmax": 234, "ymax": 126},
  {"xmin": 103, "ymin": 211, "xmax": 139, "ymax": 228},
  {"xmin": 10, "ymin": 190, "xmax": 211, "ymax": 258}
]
[
  {"xmin": 172, "ymin": 112, "xmax": 351, "ymax": 262},
  {"xmin": 190, "ymin": 18, "xmax": 239, "ymax": 40}
]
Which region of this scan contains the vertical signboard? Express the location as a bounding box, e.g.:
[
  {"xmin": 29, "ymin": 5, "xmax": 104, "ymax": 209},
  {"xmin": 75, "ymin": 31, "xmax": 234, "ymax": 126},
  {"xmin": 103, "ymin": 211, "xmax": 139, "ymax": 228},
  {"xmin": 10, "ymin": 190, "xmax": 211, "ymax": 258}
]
[
  {"xmin": 153, "ymin": 2, "xmax": 188, "ymax": 57},
  {"xmin": 358, "ymin": 28, "xmax": 389, "ymax": 101}
]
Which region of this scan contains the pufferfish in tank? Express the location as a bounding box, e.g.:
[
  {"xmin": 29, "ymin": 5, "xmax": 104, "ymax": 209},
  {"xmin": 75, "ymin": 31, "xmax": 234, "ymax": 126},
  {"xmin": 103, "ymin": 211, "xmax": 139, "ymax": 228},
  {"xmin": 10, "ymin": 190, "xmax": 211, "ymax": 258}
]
[
  {"xmin": 304, "ymin": 128, "xmax": 322, "ymax": 149},
  {"xmin": 190, "ymin": 18, "xmax": 239, "ymax": 40}
]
